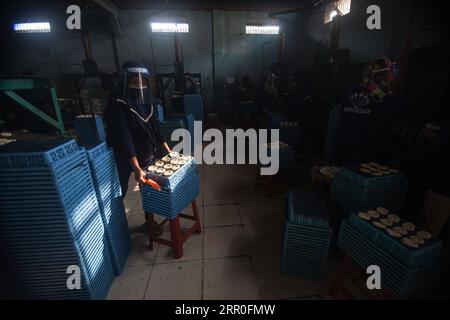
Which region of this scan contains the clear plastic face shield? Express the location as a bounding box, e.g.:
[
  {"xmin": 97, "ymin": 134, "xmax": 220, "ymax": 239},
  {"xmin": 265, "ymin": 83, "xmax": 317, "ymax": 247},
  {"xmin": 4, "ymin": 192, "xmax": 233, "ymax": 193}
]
[{"xmin": 124, "ymin": 67, "xmax": 150, "ymax": 105}]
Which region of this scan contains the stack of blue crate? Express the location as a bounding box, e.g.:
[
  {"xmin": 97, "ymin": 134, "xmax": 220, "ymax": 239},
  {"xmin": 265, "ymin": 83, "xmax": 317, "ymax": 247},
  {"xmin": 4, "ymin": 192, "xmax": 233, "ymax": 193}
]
[
  {"xmin": 338, "ymin": 220, "xmax": 443, "ymax": 299},
  {"xmin": 86, "ymin": 143, "xmax": 131, "ymax": 275},
  {"xmin": 74, "ymin": 115, "xmax": 106, "ymax": 148},
  {"xmin": 347, "ymin": 213, "xmax": 443, "ymax": 268},
  {"xmin": 141, "ymin": 156, "xmax": 199, "ymax": 219},
  {"xmin": 0, "ymin": 139, "xmax": 114, "ymax": 299},
  {"xmin": 331, "ymin": 165, "xmax": 408, "ymax": 217},
  {"xmin": 281, "ymin": 191, "xmax": 332, "ymax": 279},
  {"xmin": 183, "ymin": 94, "xmax": 204, "ymax": 121},
  {"xmin": 279, "ymin": 121, "xmax": 302, "ymax": 146}
]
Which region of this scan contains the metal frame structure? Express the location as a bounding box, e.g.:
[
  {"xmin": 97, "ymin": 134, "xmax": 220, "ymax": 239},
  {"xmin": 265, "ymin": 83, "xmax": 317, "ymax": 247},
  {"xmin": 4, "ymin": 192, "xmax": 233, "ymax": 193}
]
[{"xmin": 0, "ymin": 78, "xmax": 66, "ymax": 135}]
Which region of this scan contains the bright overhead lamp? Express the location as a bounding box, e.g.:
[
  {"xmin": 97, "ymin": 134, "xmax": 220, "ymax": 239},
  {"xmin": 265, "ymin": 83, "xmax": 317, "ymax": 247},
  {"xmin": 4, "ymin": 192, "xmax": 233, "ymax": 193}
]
[
  {"xmin": 245, "ymin": 25, "xmax": 280, "ymax": 35},
  {"xmin": 13, "ymin": 22, "xmax": 51, "ymax": 33},
  {"xmin": 150, "ymin": 22, "xmax": 189, "ymax": 33}
]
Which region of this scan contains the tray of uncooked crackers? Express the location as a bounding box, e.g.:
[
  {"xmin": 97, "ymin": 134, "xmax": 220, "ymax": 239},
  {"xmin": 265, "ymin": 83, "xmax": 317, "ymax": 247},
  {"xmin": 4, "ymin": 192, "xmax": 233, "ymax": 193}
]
[
  {"xmin": 339, "ymin": 162, "xmax": 407, "ymax": 188},
  {"xmin": 348, "ymin": 207, "xmax": 443, "ymax": 267},
  {"xmin": 145, "ymin": 152, "xmax": 196, "ymax": 190}
]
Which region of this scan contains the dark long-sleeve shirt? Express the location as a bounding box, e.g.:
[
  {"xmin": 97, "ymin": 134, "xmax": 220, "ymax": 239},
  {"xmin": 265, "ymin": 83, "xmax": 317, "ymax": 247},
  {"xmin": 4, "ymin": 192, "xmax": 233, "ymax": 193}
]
[{"xmin": 104, "ymin": 97, "xmax": 165, "ymax": 167}]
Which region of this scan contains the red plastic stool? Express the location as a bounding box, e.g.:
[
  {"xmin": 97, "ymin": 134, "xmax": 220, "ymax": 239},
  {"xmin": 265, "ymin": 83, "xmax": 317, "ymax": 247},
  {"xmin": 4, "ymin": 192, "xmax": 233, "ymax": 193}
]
[
  {"xmin": 145, "ymin": 200, "xmax": 201, "ymax": 259},
  {"xmin": 330, "ymin": 254, "xmax": 397, "ymax": 300}
]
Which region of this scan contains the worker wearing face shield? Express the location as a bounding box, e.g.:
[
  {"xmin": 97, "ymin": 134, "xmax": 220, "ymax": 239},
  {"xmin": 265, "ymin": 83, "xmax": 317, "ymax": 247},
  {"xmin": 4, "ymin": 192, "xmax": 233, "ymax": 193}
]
[{"xmin": 105, "ymin": 60, "xmax": 171, "ymax": 233}]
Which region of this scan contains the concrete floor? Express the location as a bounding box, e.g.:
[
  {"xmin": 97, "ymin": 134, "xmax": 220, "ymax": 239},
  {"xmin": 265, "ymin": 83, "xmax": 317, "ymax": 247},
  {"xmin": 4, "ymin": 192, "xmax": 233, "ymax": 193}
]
[{"xmin": 107, "ymin": 163, "xmax": 338, "ymax": 300}]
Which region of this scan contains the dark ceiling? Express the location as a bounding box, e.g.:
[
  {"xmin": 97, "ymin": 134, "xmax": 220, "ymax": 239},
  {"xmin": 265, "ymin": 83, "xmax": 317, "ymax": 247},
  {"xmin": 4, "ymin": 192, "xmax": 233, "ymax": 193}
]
[
  {"xmin": 1, "ymin": 0, "xmax": 328, "ymax": 12},
  {"xmin": 109, "ymin": 0, "xmax": 325, "ymax": 11}
]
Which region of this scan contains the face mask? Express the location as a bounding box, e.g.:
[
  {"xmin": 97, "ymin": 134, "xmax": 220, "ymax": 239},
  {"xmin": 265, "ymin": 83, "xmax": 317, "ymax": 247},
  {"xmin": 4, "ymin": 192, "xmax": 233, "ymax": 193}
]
[{"xmin": 128, "ymin": 87, "xmax": 148, "ymax": 104}]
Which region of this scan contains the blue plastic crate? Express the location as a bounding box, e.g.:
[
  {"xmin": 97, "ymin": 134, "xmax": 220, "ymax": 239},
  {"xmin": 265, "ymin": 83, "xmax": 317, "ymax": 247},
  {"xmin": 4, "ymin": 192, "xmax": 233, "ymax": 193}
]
[
  {"xmin": 331, "ymin": 171, "xmax": 407, "ymax": 216},
  {"xmin": 340, "ymin": 166, "xmax": 407, "ymax": 188},
  {"xmin": 184, "ymin": 94, "xmax": 204, "ymax": 121},
  {"xmin": 347, "ymin": 213, "xmax": 443, "ymax": 268},
  {"xmin": 337, "ymin": 221, "xmax": 442, "ymax": 299},
  {"xmin": 0, "ymin": 140, "xmax": 115, "ymax": 299},
  {"xmin": 287, "ymin": 191, "xmax": 329, "ymax": 228},
  {"xmin": 74, "ymin": 115, "xmax": 106, "ymax": 148},
  {"xmin": 141, "ymin": 172, "xmax": 200, "ymax": 218},
  {"xmin": 281, "ymin": 209, "xmax": 332, "ymax": 280},
  {"xmin": 0, "ymin": 139, "xmax": 79, "ymax": 168},
  {"xmin": 86, "ymin": 144, "xmax": 131, "ymax": 275}
]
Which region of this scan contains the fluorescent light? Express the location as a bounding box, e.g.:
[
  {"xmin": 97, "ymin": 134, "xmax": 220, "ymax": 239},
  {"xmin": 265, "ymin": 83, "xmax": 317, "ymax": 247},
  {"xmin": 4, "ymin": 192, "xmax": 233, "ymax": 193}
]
[
  {"xmin": 13, "ymin": 22, "xmax": 51, "ymax": 33},
  {"xmin": 330, "ymin": 10, "xmax": 338, "ymax": 19},
  {"xmin": 151, "ymin": 22, "xmax": 189, "ymax": 33},
  {"xmin": 246, "ymin": 25, "xmax": 279, "ymax": 35}
]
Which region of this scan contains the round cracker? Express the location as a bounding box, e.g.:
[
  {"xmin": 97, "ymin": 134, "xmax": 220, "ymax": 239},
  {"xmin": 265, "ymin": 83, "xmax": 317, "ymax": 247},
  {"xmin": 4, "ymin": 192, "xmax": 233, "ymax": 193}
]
[
  {"xmin": 402, "ymin": 237, "xmax": 419, "ymax": 248},
  {"xmin": 172, "ymin": 165, "xmax": 180, "ymax": 171},
  {"xmin": 163, "ymin": 164, "xmax": 173, "ymax": 170},
  {"xmin": 373, "ymin": 221, "xmax": 386, "ymax": 229},
  {"xmin": 402, "ymin": 238, "xmax": 419, "ymax": 248},
  {"xmin": 393, "ymin": 226, "xmax": 408, "ymax": 235},
  {"xmin": 361, "ymin": 163, "xmax": 371, "ymax": 169},
  {"xmin": 376, "ymin": 207, "xmax": 389, "ymax": 215},
  {"xmin": 386, "ymin": 228, "xmax": 402, "ymax": 238},
  {"xmin": 417, "ymin": 230, "xmax": 432, "ymax": 240},
  {"xmin": 368, "ymin": 210, "xmax": 380, "ymax": 218},
  {"xmin": 358, "ymin": 212, "xmax": 371, "ymax": 220},
  {"xmin": 360, "ymin": 168, "xmax": 371, "ymax": 174},
  {"xmin": 388, "ymin": 214, "xmax": 400, "ymax": 223},
  {"xmin": 402, "ymin": 222, "xmax": 416, "ymax": 232},
  {"xmin": 162, "ymin": 156, "xmax": 171, "ymax": 163},
  {"xmin": 155, "ymin": 161, "xmax": 164, "ymax": 167},
  {"xmin": 156, "ymin": 168, "xmax": 165, "ymax": 174},
  {"xmin": 147, "ymin": 165, "xmax": 158, "ymax": 172},
  {"xmin": 163, "ymin": 170, "xmax": 173, "ymax": 176},
  {"xmin": 381, "ymin": 218, "xmax": 394, "ymax": 227},
  {"xmin": 409, "ymin": 235, "xmax": 425, "ymax": 245}
]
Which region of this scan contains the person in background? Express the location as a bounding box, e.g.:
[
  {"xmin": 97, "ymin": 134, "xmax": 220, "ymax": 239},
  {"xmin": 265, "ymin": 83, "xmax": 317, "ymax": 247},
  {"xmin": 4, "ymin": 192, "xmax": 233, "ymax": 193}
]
[
  {"xmin": 185, "ymin": 73, "xmax": 200, "ymax": 94},
  {"xmin": 333, "ymin": 56, "xmax": 401, "ymax": 165},
  {"xmin": 104, "ymin": 60, "xmax": 171, "ymax": 234}
]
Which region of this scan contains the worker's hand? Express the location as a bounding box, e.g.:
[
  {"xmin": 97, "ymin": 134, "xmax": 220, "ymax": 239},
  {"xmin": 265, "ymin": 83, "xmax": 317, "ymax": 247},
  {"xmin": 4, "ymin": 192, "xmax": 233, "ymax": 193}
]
[
  {"xmin": 134, "ymin": 168, "xmax": 147, "ymax": 185},
  {"xmin": 144, "ymin": 178, "xmax": 161, "ymax": 191}
]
